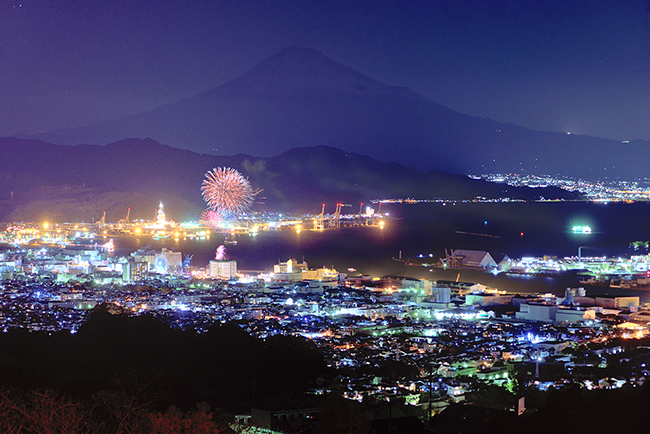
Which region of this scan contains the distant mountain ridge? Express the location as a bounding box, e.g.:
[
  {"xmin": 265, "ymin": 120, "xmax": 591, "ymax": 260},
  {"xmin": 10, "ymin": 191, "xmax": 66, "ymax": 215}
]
[
  {"xmin": 0, "ymin": 137, "xmax": 579, "ymax": 222},
  {"xmin": 26, "ymin": 47, "xmax": 647, "ymax": 180}
]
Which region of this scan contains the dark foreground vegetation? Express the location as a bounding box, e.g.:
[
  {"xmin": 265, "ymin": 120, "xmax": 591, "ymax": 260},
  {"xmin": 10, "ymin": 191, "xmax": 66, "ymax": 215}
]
[
  {"xmin": 0, "ymin": 310, "xmax": 327, "ymax": 433},
  {"xmin": 2, "ymin": 311, "xmax": 650, "ymax": 433},
  {"xmin": 0, "ymin": 311, "xmax": 326, "ymax": 409},
  {"xmin": 0, "ymin": 388, "xmax": 226, "ymax": 433}
]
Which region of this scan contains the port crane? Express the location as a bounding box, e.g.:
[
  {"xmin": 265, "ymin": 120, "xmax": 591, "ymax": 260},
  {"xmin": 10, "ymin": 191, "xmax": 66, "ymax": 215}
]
[
  {"xmin": 328, "ymin": 203, "xmax": 342, "ymax": 229},
  {"xmin": 314, "ymin": 203, "xmax": 383, "ymax": 230},
  {"xmin": 314, "ymin": 204, "xmax": 325, "ymax": 230},
  {"xmin": 118, "ymin": 207, "xmax": 131, "ymax": 225},
  {"xmin": 97, "ymin": 211, "xmax": 106, "ymax": 227}
]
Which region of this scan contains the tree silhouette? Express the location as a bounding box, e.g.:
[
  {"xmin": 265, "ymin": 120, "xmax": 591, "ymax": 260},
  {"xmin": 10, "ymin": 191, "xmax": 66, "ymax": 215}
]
[
  {"xmin": 314, "ymin": 397, "xmax": 373, "ymax": 434},
  {"xmin": 149, "ymin": 403, "xmax": 224, "ymax": 434}
]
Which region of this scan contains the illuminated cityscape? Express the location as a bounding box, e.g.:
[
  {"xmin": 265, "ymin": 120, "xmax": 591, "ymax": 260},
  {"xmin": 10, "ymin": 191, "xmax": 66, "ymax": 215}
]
[
  {"xmin": 2, "ymin": 185, "xmax": 650, "ymax": 431},
  {"xmin": 6, "ymin": 1, "xmax": 650, "ymax": 431},
  {"xmin": 3, "ymin": 199, "xmax": 650, "ymax": 431},
  {"xmin": 472, "ymin": 173, "xmax": 650, "ymax": 202}
]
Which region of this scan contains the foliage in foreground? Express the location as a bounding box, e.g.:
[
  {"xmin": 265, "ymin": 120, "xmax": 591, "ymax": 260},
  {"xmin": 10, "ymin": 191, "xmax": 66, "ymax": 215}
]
[{"xmin": 0, "ymin": 388, "xmax": 227, "ymax": 434}]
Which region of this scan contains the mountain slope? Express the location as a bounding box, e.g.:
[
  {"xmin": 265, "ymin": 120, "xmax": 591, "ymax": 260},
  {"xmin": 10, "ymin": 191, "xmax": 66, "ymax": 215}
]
[{"xmin": 28, "ymin": 47, "xmax": 645, "ymax": 180}]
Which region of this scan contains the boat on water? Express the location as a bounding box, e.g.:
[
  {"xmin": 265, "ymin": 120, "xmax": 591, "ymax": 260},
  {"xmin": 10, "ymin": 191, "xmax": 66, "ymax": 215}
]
[
  {"xmin": 618, "ymin": 277, "xmax": 650, "ymax": 289},
  {"xmin": 581, "ymin": 275, "xmax": 650, "ymax": 289},
  {"xmin": 579, "ymin": 277, "xmax": 609, "ymax": 286},
  {"xmin": 609, "ymin": 279, "xmax": 638, "ymax": 289},
  {"xmin": 572, "ymin": 225, "xmax": 592, "ymax": 234}
]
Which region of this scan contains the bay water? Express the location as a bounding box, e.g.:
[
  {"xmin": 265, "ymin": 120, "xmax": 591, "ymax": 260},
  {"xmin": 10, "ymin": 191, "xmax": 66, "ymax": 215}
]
[{"xmin": 115, "ymin": 202, "xmax": 650, "ymax": 302}]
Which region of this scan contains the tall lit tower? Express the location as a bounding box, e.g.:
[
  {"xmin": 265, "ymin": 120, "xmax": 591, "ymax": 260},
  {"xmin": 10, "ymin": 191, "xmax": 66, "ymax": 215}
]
[{"xmin": 156, "ymin": 202, "xmax": 167, "ymax": 225}]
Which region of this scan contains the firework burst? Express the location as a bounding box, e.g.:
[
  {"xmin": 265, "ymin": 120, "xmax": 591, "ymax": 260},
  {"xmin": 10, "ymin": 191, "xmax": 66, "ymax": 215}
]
[
  {"xmin": 199, "ymin": 209, "xmax": 223, "ymax": 231},
  {"xmin": 201, "ymin": 167, "xmax": 259, "ymax": 215},
  {"xmin": 215, "ymin": 245, "xmax": 228, "ymax": 261}
]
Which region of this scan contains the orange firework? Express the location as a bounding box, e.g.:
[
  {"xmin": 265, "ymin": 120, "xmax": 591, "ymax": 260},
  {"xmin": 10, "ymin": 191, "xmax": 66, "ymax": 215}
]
[{"xmin": 201, "ymin": 167, "xmax": 259, "ymax": 215}]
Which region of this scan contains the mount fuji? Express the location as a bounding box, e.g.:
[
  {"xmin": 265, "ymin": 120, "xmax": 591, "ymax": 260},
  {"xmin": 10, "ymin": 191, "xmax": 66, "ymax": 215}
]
[{"xmin": 28, "ymin": 47, "xmax": 644, "ymax": 179}]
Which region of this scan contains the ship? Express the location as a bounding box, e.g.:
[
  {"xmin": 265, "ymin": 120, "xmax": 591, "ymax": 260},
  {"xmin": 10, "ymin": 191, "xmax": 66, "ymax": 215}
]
[
  {"xmin": 581, "ymin": 275, "xmax": 650, "ymax": 289},
  {"xmin": 612, "ymin": 276, "xmax": 650, "ymax": 289},
  {"xmin": 578, "ymin": 276, "xmax": 609, "ymax": 286},
  {"xmin": 609, "ymin": 279, "xmax": 638, "ymax": 289}
]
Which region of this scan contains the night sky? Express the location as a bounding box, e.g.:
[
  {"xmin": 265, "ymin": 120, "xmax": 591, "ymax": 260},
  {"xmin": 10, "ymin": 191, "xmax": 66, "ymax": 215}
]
[{"xmin": 2, "ymin": 0, "xmax": 650, "ymax": 142}]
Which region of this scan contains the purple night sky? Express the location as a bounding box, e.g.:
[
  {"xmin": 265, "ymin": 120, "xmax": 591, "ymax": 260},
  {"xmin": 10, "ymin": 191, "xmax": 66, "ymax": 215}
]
[{"xmin": 2, "ymin": 0, "xmax": 650, "ymax": 142}]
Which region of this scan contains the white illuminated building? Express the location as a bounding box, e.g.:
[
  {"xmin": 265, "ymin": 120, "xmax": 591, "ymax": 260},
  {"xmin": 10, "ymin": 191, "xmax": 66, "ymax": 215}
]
[{"xmin": 208, "ymin": 260, "xmax": 237, "ymax": 279}]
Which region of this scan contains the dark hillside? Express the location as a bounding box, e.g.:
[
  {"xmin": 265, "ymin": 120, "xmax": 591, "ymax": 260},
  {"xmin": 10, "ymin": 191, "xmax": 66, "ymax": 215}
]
[{"xmin": 0, "ymin": 137, "xmax": 580, "ymax": 222}]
